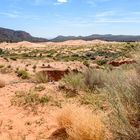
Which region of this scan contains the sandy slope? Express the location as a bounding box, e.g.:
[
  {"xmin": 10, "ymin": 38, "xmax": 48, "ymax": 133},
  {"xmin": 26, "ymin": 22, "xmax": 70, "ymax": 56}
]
[
  {"xmin": 0, "ymin": 75, "xmax": 61, "ymax": 140},
  {"xmin": 0, "ymin": 40, "xmax": 111, "ymax": 49}
]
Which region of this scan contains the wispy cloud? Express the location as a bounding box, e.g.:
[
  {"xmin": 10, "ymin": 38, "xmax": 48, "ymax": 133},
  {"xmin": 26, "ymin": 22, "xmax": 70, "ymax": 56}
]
[
  {"xmin": 0, "ymin": 11, "xmax": 19, "ymax": 18},
  {"xmin": 0, "ymin": 10, "xmax": 46, "ymax": 20},
  {"xmin": 87, "ymin": 0, "xmax": 111, "ymax": 6},
  {"xmin": 95, "ymin": 11, "xmax": 115, "ymax": 17},
  {"xmin": 54, "ymin": 0, "xmax": 68, "ymax": 5},
  {"xmin": 55, "ymin": 11, "xmax": 140, "ymax": 28},
  {"xmin": 10, "ymin": 0, "xmax": 68, "ymax": 6},
  {"xmin": 32, "ymin": 0, "xmax": 68, "ymax": 5},
  {"xmin": 94, "ymin": 19, "xmax": 140, "ymax": 23},
  {"xmin": 84, "ymin": 10, "xmax": 140, "ymax": 25},
  {"xmin": 57, "ymin": 19, "xmax": 140, "ymax": 28}
]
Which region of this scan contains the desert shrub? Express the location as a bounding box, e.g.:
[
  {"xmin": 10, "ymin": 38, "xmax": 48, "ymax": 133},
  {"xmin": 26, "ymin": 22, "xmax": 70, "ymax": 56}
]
[
  {"xmin": 85, "ymin": 51, "xmax": 95, "ymax": 59},
  {"xmin": 96, "ymin": 59, "xmax": 108, "ymax": 65},
  {"xmin": 35, "ymin": 71, "xmax": 48, "ymax": 83},
  {"xmin": 34, "ymin": 84, "xmax": 46, "ymax": 92},
  {"xmin": 11, "ymin": 90, "xmax": 39, "ymax": 107},
  {"xmin": 3, "ymin": 57, "xmax": 9, "ymax": 62},
  {"xmin": 104, "ymin": 69, "xmax": 137, "ymax": 105},
  {"xmin": 83, "ymin": 69, "xmax": 106, "ymax": 90},
  {"xmin": 32, "ymin": 65, "xmax": 37, "ymax": 70},
  {"xmin": 102, "ymin": 69, "xmax": 139, "ymax": 139},
  {"xmin": 80, "ymin": 89, "xmax": 137, "ymax": 139},
  {"xmin": 124, "ymin": 42, "xmax": 136, "ymax": 51},
  {"xmin": 83, "ymin": 60, "xmax": 90, "ymax": 67},
  {"xmin": 61, "ymin": 69, "xmax": 111, "ymax": 92},
  {"xmin": 17, "ymin": 69, "xmax": 30, "ymax": 79},
  {"xmin": 61, "ymin": 72, "xmax": 84, "ymax": 91},
  {"xmin": 0, "ymin": 48, "xmax": 3, "ymax": 55},
  {"xmin": 129, "ymin": 65, "xmax": 140, "ymax": 105},
  {"xmin": 39, "ymin": 95, "xmax": 50, "ymax": 104},
  {"xmin": 11, "ymin": 90, "xmax": 50, "ymax": 108},
  {"xmin": 0, "ymin": 79, "xmax": 5, "ymax": 88},
  {"xmin": 80, "ymin": 92, "xmax": 107, "ymax": 110},
  {"xmin": 10, "ymin": 56, "xmax": 17, "ymax": 61},
  {"xmin": 53, "ymin": 103, "xmax": 105, "ymax": 140},
  {"xmin": 78, "ymin": 67, "xmax": 140, "ymax": 139}
]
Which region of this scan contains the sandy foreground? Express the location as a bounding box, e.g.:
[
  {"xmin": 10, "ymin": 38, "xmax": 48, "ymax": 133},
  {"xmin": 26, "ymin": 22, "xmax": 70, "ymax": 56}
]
[
  {"xmin": 0, "ymin": 40, "xmax": 88, "ymax": 139},
  {"xmin": 0, "ymin": 74, "xmax": 61, "ymax": 139},
  {"xmin": 0, "ymin": 40, "xmax": 139, "ymax": 140}
]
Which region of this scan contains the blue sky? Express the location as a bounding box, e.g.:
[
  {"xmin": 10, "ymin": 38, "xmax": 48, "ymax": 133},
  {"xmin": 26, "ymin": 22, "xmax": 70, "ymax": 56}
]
[{"xmin": 0, "ymin": 0, "xmax": 140, "ymax": 38}]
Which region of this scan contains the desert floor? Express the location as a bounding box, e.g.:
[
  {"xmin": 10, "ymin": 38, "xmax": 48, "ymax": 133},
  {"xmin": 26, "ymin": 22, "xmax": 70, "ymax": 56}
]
[{"xmin": 0, "ymin": 40, "xmax": 140, "ymax": 140}]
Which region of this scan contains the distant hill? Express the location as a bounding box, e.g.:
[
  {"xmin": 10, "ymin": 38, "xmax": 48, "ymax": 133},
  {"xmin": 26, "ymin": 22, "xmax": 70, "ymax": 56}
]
[
  {"xmin": 50, "ymin": 34, "xmax": 140, "ymax": 42},
  {"xmin": 1, "ymin": 27, "xmax": 140, "ymax": 43},
  {"xmin": 0, "ymin": 27, "xmax": 48, "ymax": 42}
]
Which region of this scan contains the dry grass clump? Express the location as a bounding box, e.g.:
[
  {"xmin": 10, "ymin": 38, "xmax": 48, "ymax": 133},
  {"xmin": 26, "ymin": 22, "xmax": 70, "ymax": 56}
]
[
  {"xmin": 0, "ymin": 79, "xmax": 5, "ymax": 88},
  {"xmin": 83, "ymin": 69, "xmax": 106, "ymax": 90},
  {"xmin": 61, "ymin": 72, "xmax": 84, "ymax": 91},
  {"xmin": 129, "ymin": 64, "xmax": 140, "ymax": 105},
  {"xmin": 105, "ymin": 68, "xmax": 139, "ymax": 111},
  {"xmin": 35, "ymin": 71, "xmax": 48, "ymax": 83},
  {"xmin": 11, "ymin": 90, "xmax": 50, "ymax": 109},
  {"xmin": 54, "ymin": 104, "xmax": 105, "ymax": 140},
  {"xmin": 80, "ymin": 67, "xmax": 140, "ymax": 139},
  {"xmin": 61, "ymin": 69, "xmax": 106, "ymax": 93}
]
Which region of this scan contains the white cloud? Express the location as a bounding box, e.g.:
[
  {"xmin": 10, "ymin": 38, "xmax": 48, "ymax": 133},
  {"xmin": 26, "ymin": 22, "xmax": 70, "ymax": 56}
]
[
  {"xmin": 57, "ymin": 0, "xmax": 67, "ymax": 3},
  {"xmin": 54, "ymin": 0, "xmax": 68, "ymax": 5}
]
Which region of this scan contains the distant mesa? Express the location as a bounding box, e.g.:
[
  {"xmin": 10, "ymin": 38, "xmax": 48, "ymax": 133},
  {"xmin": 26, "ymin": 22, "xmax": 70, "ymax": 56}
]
[
  {"xmin": 0, "ymin": 27, "xmax": 140, "ymax": 43},
  {"xmin": 0, "ymin": 27, "xmax": 48, "ymax": 43},
  {"xmin": 50, "ymin": 34, "xmax": 140, "ymax": 42}
]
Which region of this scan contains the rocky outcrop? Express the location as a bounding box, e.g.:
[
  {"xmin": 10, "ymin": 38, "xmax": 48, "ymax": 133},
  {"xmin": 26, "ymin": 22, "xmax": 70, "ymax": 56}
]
[
  {"xmin": 109, "ymin": 59, "xmax": 136, "ymax": 67},
  {"xmin": 40, "ymin": 68, "xmax": 70, "ymax": 81}
]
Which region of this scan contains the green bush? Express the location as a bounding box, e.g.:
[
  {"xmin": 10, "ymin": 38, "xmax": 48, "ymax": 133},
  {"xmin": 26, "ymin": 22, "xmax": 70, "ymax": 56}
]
[
  {"xmin": 61, "ymin": 72, "xmax": 84, "ymax": 91},
  {"xmin": 0, "ymin": 48, "xmax": 4, "ymax": 55},
  {"xmin": 96, "ymin": 59, "xmax": 108, "ymax": 65},
  {"xmin": 11, "ymin": 90, "xmax": 50, "ymax": 108},
  {"xmin": 17, "ymin": 69, "xmax": 30, "ymax": 79},
  {"xmin": 83, "ymin": 60, "xmax": 90, "ymax": 67}
]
